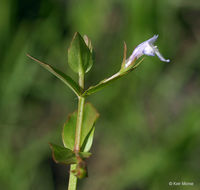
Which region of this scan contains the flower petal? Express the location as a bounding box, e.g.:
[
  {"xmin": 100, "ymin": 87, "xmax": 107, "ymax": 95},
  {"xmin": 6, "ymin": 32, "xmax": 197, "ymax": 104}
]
[
  {"xmin": 142, "ymin": 44, "xmax": 155, "ymax": 56},
  {"xmin": 154, "ymin": 48, "xmax": 170, "ymax": 62},
  {"xmin": 147, "ymin": 34, "xmax": 159, "ymax": 44},
  {"xmin": 125, "ymin": 35, "xmax": 169, "ymax": 68}
]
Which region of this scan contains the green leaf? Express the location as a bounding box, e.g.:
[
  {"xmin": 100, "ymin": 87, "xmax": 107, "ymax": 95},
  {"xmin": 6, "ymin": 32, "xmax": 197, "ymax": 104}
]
[
  {"xmin": 62, "ymin": 103, "xmax": 99, "ymax": 152},
  {"xmin": 49, "ymin": 143, "xmax": 91, "ymax": 165},
  {"xmin": 49, "ymin": 143, "xmax": 77, "ymax": 165},
  {"xmin": 120, "ymin": 41, "xmax": 127, "ymax": 69},
  {"xmin": 82, "ymin": 72, "xmax": 121, "ymax": 96},
  {"xmin": 83, "ymin": 58, "xmax": 144, "ymax": 96},
  {"xmin": 62, "ymin": 113, "xmax": 77, "ymax": 150},
  {"xmin": 83, "ymin": 35, "xmax": 93, "ymax": 53},
  {"xmin": 27, "ymin": 54, "xmax": 81, "ymax": 96},
  {"xmin": 79, "ymin": 152, "xmax": 92, "ymax": 159},
  {"xmin": 68, "ymin": 32, "xmax": 93, "ymax": 74},
  {"xmin": 81, "ymin": 126, "xmax": 95, "ymax": 152}
]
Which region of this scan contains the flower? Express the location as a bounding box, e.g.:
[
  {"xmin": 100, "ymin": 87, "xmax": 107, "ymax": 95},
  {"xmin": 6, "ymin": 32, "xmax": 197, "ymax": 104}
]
[{"xmin": 125, "ymin": 35, "xmax": 170, "ymax": 68}]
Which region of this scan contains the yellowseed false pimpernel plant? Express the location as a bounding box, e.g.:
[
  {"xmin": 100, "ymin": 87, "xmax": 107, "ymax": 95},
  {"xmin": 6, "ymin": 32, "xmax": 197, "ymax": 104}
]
[{"xmin": 27, "ymin": 32, "xmax": 170, "ymax": 190}]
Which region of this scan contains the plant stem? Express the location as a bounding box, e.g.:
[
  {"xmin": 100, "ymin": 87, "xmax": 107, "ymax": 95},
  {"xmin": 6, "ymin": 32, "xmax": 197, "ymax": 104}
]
[
  {"xmin": 74, "ymin": 96, "xmax": 85, "ymax": 151},
  {"xmin": 68, "ymin": 164, "xmax": 77, "ymax": 190},
  {"xmin": 75, "ymin": 70, "xmax": 85, "ymax": 152},
  {"xmin": 68, "ymin": 70, "xmax": 85, "ymax": 190}
]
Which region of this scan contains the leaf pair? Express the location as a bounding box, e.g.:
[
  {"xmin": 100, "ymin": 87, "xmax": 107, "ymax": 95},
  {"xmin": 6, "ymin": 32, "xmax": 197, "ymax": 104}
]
[
  {"xmin": 50, "ymin": 103, "xmax": 99, "ymax": 167},
  {"xmin": 27, "ymin": 32, "xmax": 93, "ymax": 97},
  {"xmin": 27, "ymin": 33, "xmax": 143, "ymax": 98}
]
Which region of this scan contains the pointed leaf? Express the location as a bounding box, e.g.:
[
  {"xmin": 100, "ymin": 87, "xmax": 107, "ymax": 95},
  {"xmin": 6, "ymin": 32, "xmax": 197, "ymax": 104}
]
[
  {"xmin": 83, "ymin": 35, "xmax": 93, "ymax": 53},
  {"xmin": 27, "ymin": 54, "xmax": 81, "ymax": 96},
  {"xmin": 83, "ymin": 58, "xmax": 144, "ymax": 96},
  {"xmin": 62, "ymin": 103, "xmax": 99, "ymax": 152},
  {"xmin": 68, "ymin": 32, "xmax": 93, "ymax": 74},
  {"xmin": 82, "ymin": 72, "xmax": 121, "ymax": 96},
  {"xmin": 121, "ymin": 41, "xmax": 127, "ymax": 69},
  {"xmin": 83, "ymin": 35, "xmax": 95, "ymax": 70}
]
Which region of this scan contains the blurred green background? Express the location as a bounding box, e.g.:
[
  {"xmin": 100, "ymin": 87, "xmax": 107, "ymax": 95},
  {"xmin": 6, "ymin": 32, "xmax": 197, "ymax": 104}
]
[{"xmin": 0, "ymin": 0, "xmax": 200, "ymax": 189}]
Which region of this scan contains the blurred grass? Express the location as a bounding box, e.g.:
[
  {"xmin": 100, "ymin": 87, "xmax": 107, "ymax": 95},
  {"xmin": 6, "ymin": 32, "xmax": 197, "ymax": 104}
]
[{"xmin": 0, "ymin": 0, "xmax": 200, "ymax": 190}]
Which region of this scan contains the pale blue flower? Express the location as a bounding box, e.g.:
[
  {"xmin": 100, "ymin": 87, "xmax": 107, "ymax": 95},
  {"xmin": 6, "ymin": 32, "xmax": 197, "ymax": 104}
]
[{"xmin": 125, "ymin": 35, "xmax": 170, "ymax": 68}]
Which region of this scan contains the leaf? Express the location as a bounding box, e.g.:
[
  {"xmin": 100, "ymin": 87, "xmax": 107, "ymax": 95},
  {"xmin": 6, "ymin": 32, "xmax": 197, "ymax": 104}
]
[
  {"xmin": 83, "ymin": 34, "xmax": 95, "ymax": 68},
  {"xmin": 81, "ymin": 126, "xmax": 95, "ymax": 152},
  {"xmin": 62, "ymin": 103, "xmax": 99, "ymax": 152},
  {"xmin": 121, "ymin": 41, "xmax": 127, "ymax": 69},
  {"xmin": 27, "ymin": 54, "xmax": 81, "ymax": 96},
  {"xmin": 83, "ymin": 35, "xmax": 93, "ymax": 53},
  {"xmin": 83, "ymin": 58, "xmax": 144, "ymax": 96},
  {"xmin": 49, "ymin": 143, "xmax": 91, "ymax": 165},
  {"xmin": 62, "ymin": 113, "xmax": 77, "ymax": 151},
  {"xmin": 79, "ymin": 152, "xmax": 92, "ymax": 159},
  {"xmin": 49, "ymin": 143, "xmax": 77, "ymax": 165},
  {"xmin": 82, "ymin": 72, "xmax": 121, "ymax": 96},
  {"xmin": 68, "ymin": 32, "xmax": 93, "ymax": 74}
]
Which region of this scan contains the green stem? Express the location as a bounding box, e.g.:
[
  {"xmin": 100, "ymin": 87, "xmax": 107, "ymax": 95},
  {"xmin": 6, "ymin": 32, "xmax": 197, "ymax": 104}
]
[
  {"xmin": 74, "ymin": 96, "xmax": 85, "ymax": 152},
  {"xmin": 68, "ymin": 165, "xmax": 77, "ymax": 190},
  {"xmin": 68, "ymin": 70, "xmax": 85, "ymax": 190}
]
